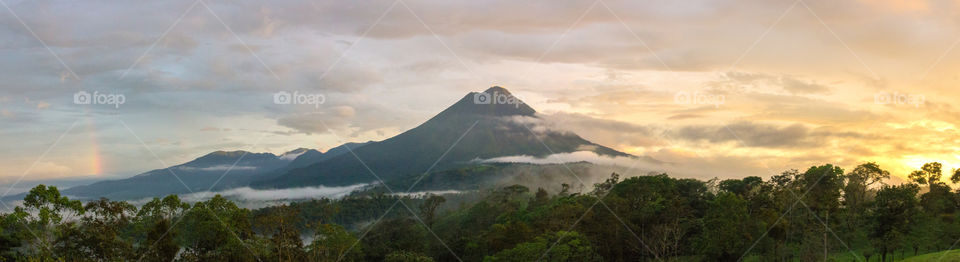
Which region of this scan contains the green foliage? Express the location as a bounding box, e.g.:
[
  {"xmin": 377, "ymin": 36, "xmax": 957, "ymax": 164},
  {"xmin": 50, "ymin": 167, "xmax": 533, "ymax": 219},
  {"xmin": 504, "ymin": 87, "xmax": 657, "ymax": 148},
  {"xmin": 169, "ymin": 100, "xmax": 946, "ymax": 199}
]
[
  {"xmin": 56, "ymin": 198, "xmax": 137, "ymax": 260},
  {"xmin": 419, "ymin": 194, "xmax": 446, "ymax": 227},
  {"xmin": 252, "ymin": 204, "xmax": 305, "ymax": 262},
  {"xmin": 845, "ymin": 162, "xmax": 890, "ymax": 212},
  {"xmin": 951, "ymin": 169, "xmax": 960, "ymax": 184},
  {"xmin": 699, "ymin": 192, "xmax": 750, "ymax": 261},
  {"xmin": 135, "ymin": 195, "xmax": 188, "ymax": 262},
  {"xmin": 798, "ymin": 164, "xmax": 845, "ymax": 213},
  {"xmin": 599, "ymin": 174, "xmax": 709, "ymax": 259},
  {"xmin": 308, "ymin": 223, "xmax": 362, "ymax": 261},
  {"xmin": 22, "ymin": 185, "xmax": 83, "ymax": 227},
  {"xmin": 910, "ymin": 162, "xmax": 944, "ymax": 186},
  {"xmin": 361, "ymin": 218, "xmax": 430, "ymax": 261},
  {"xmin": 384, "ymin": 250, "xmax": 435, "ymax": 262},
  {"xmin": 591, "ymin": 172, "xmax": 620, "ymax": 196},
  {"xmin": 16, "ymin": 184, "xmax": 84, "ymax": 258},
  {"xmin": 871, "ymin": 183, "xmax": 920, "ymax": 261},
  {"xmin": 483, "ymin": 231, "xmax": 601, "ymax": 262},
  {"xmin": 178, "ymin": 195, "xmax": 256, "ymax": 261},
  {"xmin": 143, "ymin": 218, "xmax": 178, "ymax": 262},
  {"xmin": 6, "ymin": 161, "xmax": 960, "ymax": 261}
]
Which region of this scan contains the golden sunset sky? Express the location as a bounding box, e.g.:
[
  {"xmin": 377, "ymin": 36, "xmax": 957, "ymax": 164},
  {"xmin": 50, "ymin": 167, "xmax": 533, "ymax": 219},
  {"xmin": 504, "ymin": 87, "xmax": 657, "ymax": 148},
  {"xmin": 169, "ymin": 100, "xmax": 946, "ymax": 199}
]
[{"xmin": 1, "ymin": 0, "xmax": 959, "ymax": 188}]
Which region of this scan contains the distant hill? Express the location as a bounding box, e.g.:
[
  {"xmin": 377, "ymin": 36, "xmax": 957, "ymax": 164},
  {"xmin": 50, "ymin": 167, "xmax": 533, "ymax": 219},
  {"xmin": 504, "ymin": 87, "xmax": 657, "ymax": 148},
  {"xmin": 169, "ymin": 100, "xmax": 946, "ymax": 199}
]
[
  {"xmin": 50, "ymin": 143, "xmax": 367, "ymax": 200},
  {"xmin": 251, "ymin": 142, "xmax": 373, "ymax": 183},
  {"xmin": 57, "ymin": 150, "xmax": 290, "ymax": 200},
  {"xmin": 283, "ymin": 142, "xmax": 372, "ymax": 171}
]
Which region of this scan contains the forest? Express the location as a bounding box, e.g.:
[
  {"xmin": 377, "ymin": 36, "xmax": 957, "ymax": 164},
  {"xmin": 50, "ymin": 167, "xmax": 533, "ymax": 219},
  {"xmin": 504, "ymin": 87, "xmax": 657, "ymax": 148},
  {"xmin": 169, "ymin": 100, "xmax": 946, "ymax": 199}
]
[{"xmin": 0, "ymin": 162, "xmax": 959, "ymax": 261}]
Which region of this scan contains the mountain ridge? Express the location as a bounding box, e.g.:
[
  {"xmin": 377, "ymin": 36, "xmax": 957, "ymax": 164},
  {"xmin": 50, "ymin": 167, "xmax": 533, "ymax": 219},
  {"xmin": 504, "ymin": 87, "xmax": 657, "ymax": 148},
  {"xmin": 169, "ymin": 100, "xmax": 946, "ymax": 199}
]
[{"xmin": 49, "ymin": 144, "xmax": 366, "ymax": 200}]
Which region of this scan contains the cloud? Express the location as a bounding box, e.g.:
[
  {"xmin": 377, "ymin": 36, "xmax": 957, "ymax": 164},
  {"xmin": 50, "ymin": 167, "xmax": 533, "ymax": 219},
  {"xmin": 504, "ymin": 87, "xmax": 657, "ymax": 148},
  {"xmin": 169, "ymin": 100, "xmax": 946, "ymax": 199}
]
[
  {"xmin": 507, "ymin": 112, "xmax": 663, "ymax": 148},
  {"xmin": 674, "ymin": 122, "xmax": 809, "ymax": 148},
  {"xmin": 476, "ymin": 150, "xmax": 805, "ymax": 182},
  {"xmin": 276, "ymin": 112, "xmax": 351, "ymax": 135},
  {"xmin": 27, "ymin": 162, "xmax": 73, "ymax": 177},
  {"xmin": 672, "ymin": 121, "xmax": 871, "ymax": 148},
  {"xmin": 1, "ymin": 0, "xmax": 958, "ymax": 185},
  {"xmin": 667, "ymin": 113, "xmax": 703, "ymax": 120},
  {"xmin": 274, "ymin": 99, "xmax": 426, "ymax": 137},
  {"xmin": 708, "ymin": 71, "xmax": 832, "ymax": 95},
  {"xmin": 391, "ymin": 190, "xmax": 465, "ymax": 198},
  {"xmin": 482, "ymin": 151, "xmax": 639, "ymax": 166},
  {"xmin": 780, "ymin": 77, "xmax": 831, "ymax": 95},
  {"xmin": 176, "ymin": 165, "xmax": 258, "ymax": 172},
  {"xmin": 744, "ymin": 93, "xmax": 875, "ymax": 124},
  {"xmin": 134, "ymin": 183, "xmax": 372, "ymax": 204}
]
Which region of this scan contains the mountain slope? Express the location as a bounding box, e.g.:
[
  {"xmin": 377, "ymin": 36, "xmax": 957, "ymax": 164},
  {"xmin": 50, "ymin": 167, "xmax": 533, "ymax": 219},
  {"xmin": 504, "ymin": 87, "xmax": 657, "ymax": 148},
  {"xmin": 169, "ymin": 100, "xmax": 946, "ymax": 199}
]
[
  {"xmin": 60, "ymin": 150, "xmax": 296, "ymax": 200},
  {"xmin": 284, "ymin": 142, "xmax": 372, "ymax": 171},
  {"xmin": 252, "ymin": 86, "xmax": 631, "ymax": 189},
  {"xmin": 252, "ymin": 142, "xmax": 373, "ymax": 183}
]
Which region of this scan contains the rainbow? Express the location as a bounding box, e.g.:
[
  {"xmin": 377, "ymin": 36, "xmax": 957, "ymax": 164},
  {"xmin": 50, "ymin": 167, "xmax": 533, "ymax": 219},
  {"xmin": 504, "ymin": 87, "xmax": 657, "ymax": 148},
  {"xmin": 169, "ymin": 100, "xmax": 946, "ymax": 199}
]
[{"xmin": 84, "ymin": 116, "xmax": 102, "ymax": 176}]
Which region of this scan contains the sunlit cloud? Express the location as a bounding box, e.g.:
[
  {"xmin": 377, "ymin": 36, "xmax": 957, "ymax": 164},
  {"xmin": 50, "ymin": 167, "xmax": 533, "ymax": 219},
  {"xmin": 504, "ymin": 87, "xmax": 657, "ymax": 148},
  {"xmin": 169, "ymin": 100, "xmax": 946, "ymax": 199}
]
[{"xmin": 0, "ymin": 0, "xmax": 957, "ymax": 185}]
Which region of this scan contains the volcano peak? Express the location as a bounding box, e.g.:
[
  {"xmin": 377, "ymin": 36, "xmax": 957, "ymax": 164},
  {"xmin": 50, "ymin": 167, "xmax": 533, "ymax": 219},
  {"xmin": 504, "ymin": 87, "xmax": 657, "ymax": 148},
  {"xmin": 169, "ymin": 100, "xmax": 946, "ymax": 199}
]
[{"xmin": 434, "ymin": 86, "xmax": 536, "ymax": 118}]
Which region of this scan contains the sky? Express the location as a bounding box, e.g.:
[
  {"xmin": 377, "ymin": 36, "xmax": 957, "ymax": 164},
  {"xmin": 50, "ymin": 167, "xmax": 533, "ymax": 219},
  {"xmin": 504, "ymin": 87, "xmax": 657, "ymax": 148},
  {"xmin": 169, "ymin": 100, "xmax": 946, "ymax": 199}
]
[{"xmin": 1, "ymin": 0, "xmax": 959, "ymax": 187}]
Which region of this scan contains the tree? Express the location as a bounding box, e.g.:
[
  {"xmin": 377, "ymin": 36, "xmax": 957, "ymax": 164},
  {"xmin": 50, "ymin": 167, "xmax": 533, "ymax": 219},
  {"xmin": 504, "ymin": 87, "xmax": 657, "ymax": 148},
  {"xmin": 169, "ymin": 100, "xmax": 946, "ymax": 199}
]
[
  {"xmin": 0, "ymin": 214, "xmax": 23, "ymax": 260},
  {"xmin": 63, "ymin": 198, "xmax": 136, "ymax": 260},
  {"xmin": 760, "ymin": 169, "xmax": 799, "ymax": 260},
  {"xmin": 843, "ymin": 162, "xmax": 891, "ymax": 253},
  {"xmin": 591, "ymin": 172, "xmax": 620, "ymax": 197},
  {"xmin": 909, "ymin": 162, "xmax": 943, "ymax": 187},
  {"xmin": 844, "ymin": 162, "xmax": 890, "ymax": 212},
  {"xmin": 870, "ymin": 184, "xmax": 919, "ymax": 262},
  {"xmin": 253, "ymin": 204, "xmax": 304, "ymax": 262},
  {"xmin": 532, "ymin": 188, "xmax": 550, "ymax": 207},
  {"xmin": 952, "ymin": 168, "xmax": 960, "ymax": 184},
  {"xmin": 484, "ymin": 221, "xmax": 533, "ymax": 253},
  {"xmin": 598, "ymin": 174, "xmax": 708, "ymax": 260},
  {"xmin": 699, "ymin": 192, "xmax": 750, "ymax": 261},
  {"xmin": 797, "ymin": 164, "xmax": 844, "ymax": 214},
  {"xmin": 137, "ymin": 195, "xmax": 190, "ymax": 221},
  {"xmin": 308, "ymin": 223, "xmax": 362, "ymax": 262},
  {"xmin": 419, "ymin": 194, "xmax": 446, "ymax": 227},
  {"xmin": 362, "ymin": 218, "xmax": 429, "ymax": 261},
  {"xmin": 385, "ymin": 250, "xmax": 434, "ymax": 262},
  {"xmin": 920, "ymin": 183, "xmax": 957, "ymax": 216},
  {"xmin": 136, "ymin": 195, "xmax": 189, "ymax": 261},
  {"xmin": 793, "ymin": 165, "xmax": 844, "ymax": 260},
  {"xmin": 483, "ymin": 231, "xmax": 601, "ymax": 262},
  {"xmin": 144, "ymin": 218, "xmax": 179, "ymax": 262},
  {"xmin": 8, "ymin": 162, "xmax": 960, "ymax": 261},
  {"xmin": 179, "ymin": 195, "xmax": 256, "ymax": 261},
  {"xmin": 718, "ymin": 176, "xmax": 763, "ymax": 197},
  {"xmin": 17, "ymin": 185, "xmax": 83, "ymax": 256}
]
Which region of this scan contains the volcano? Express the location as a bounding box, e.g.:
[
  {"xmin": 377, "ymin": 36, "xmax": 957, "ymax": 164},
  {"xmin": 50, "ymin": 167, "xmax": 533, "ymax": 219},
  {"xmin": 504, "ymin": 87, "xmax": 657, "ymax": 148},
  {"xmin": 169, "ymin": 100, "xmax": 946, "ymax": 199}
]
[{"xmin": 251, "ymin": 86, "xmax": 630, "ymax": 188}]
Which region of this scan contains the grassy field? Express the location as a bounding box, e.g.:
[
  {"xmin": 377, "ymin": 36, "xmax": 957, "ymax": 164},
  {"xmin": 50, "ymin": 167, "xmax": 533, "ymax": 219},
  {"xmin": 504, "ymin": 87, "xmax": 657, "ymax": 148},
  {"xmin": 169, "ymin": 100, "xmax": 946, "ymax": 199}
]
[
  {"xmin": 740, "ymin": 249, "xmax": 960, "ymax": 261},
  {"xmin": 901, "ymin": 250, "xmax": 960, "ymax": 262}
]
